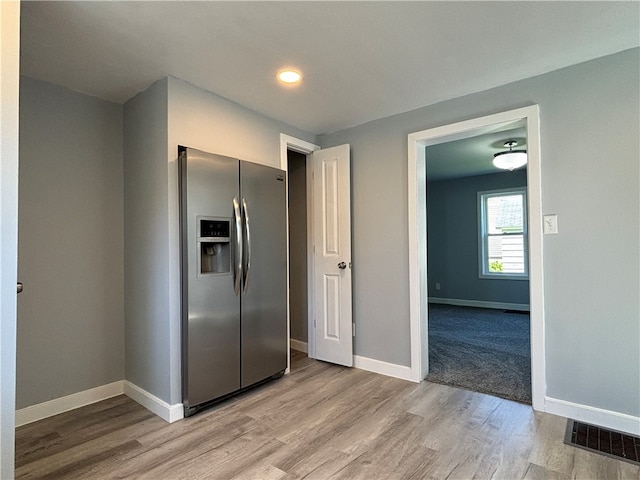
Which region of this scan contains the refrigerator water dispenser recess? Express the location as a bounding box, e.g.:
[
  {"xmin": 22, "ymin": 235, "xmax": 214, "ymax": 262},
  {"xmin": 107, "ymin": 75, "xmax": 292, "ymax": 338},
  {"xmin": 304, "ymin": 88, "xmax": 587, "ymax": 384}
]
[{"xmin": 198, "ymin": 217, "xmax": 231, "ymax": 275}]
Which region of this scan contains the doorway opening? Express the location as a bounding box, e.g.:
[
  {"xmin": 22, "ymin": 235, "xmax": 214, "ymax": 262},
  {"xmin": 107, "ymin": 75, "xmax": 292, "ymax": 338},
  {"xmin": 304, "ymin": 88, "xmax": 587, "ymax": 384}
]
[
  {"xmin": 287, "ymin": 149, "xmax": 309, "ymax": 357},
  {"xmin": 424, "ymin": 128, "xmax": 531, "ymax": 404},
  {"xmin": 408, "ymin": 106, "xmax": 545, "ymax": 410},
  {"xmin": 280, "ymin": 134, "xmax": 320, "ymax": 369}
]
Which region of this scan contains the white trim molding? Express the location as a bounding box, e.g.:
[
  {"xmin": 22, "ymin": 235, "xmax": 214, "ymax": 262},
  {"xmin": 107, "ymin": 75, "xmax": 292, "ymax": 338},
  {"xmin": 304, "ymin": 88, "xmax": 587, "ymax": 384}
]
[
  {"xmin": 545, "ymin": 396, "xmax": 640, "ymax": 436},
  {"xmin": 279, "ymin": 134, "xmax": 320, "ymax": 171},
  {"xmin": 353, "ymin": 355, "xmax": 415, "ymax": 383},
  {"xmin": 290, "ymin": 338, "xmax": 308, "ymax": 353},
  {"xmin": 15, "ymin": 380, "xmax": 185, "ymax": 426},
  {"xmin": 428, "ymin": 297, "xmax": 530, "ymax": 312},
  {"xmin": 123, "ymin": 381, "xmax": 183, "ymax": 424},
  {"xmin": 15, "ymin": 381, "xmax": 124, "ymax": 427},
  {"xmin": 408, "ymin": 105, "xmax": 545, "ymax": 407}
]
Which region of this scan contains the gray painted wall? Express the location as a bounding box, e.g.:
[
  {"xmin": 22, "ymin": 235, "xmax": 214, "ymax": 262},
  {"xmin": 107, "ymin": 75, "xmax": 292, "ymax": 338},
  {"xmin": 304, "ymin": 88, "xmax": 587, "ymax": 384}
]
[
  {"xmin": 288, "ymin": 150, "xmax": 308, "ymax": 343},
  {"xmin": 17, "ymin": 76, "xmax": 124, "ymax": 408},
  {"xmin": 124, "ymin": 76, "xmax": 316, "ymax": 404},
  {"xmin": 319, "ymin": 48, "xmax": 639, "ymax": 417},
  {"xmin": 426, "ymin": 170, "xmax": 529, "ymax": 305},
  {"xmin": 123, "ymin": 78, "xmax": 171, "ymax": 402}
]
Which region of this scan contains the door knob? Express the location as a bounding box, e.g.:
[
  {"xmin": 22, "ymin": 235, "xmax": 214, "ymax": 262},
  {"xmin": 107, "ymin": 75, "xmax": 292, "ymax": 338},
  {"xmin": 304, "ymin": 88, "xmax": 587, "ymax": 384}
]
[
  {"xmin": 337, "ymin": 262, "xmax": 347, "ymax": 270},
  {"xmin": 17, "ymin": 282, "xmax": 23, "ymax": 294}
]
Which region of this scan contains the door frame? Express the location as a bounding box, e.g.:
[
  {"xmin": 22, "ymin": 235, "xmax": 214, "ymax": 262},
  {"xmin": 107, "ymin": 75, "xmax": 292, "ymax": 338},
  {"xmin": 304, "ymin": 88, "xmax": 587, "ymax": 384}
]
[
  {"xmin": 1, "ymin": 1, "xmax": 20, "ymax": 476},
  {"xmin": 407, "ymin": 105, "xmax": 546, "ymax": 410},
  {"xmin": 280, "ymin": 134, "xmax": 321, "ymax": 365}
]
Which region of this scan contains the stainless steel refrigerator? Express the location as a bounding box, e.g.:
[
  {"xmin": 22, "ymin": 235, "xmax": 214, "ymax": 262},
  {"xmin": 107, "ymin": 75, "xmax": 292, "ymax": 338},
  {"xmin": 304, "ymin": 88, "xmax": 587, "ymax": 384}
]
[{"xmin": 179, "ymin": 146, "xmax": 287, "ymax": 417}]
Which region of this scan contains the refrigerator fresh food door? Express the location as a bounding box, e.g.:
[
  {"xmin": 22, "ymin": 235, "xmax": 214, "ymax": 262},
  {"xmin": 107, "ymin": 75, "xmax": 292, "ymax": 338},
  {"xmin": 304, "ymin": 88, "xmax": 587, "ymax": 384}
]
[
  {"xmin": 240, "ymin": 161, "xmax": 288, "ymax": 387},
  {"xmin": 180, "ymin": 147, "xmax": 241, "ymax": 409}
]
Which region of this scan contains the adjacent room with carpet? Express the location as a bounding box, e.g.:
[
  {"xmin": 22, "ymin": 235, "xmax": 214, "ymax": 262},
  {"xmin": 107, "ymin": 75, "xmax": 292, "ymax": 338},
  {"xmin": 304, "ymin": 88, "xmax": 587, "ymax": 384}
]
[{"xmin": 425, "ymin": 139, "xmax": 532, "ymax": 404}]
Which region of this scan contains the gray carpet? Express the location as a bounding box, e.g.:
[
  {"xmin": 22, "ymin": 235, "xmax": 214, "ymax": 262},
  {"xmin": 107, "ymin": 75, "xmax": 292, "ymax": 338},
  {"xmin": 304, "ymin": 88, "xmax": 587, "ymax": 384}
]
[{"xmin": 425, "ymin": 304, "xmax": 531, "ymax": 404}]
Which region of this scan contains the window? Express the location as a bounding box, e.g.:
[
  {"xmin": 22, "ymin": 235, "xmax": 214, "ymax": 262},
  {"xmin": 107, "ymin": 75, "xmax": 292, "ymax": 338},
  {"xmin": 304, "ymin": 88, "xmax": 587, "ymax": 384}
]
[{"xmin": 478, "ymin": 188, "xmax": 528, "ymax": 279}]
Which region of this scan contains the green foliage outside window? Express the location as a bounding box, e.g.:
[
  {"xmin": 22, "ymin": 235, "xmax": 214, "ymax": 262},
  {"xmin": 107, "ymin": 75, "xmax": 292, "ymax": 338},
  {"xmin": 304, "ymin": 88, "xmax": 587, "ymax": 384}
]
[{"xmin": 489, "ymin": 260, "xmax": 503, "ymax": 272}]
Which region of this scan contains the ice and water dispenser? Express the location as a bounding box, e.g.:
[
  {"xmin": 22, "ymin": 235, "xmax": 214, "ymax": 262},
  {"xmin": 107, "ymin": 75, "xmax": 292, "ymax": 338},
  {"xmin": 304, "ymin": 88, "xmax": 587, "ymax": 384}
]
[{"xmin": 198, "ymin": 217, "xmax": 231, "ymax": 275}]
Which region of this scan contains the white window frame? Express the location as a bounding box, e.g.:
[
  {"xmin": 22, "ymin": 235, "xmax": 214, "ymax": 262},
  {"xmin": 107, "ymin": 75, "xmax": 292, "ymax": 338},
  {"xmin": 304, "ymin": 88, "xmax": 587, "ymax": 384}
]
[{"xmin": 478, "ymin": 187, "xmax": 529, "ymax": 280}]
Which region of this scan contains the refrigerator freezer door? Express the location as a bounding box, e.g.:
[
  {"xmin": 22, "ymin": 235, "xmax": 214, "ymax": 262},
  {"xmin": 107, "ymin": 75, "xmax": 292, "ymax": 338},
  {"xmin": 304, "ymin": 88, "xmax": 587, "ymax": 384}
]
[
  {"xmin": 240, "ymin": 161, "xmax": 288, "ymax": 387},
  {"xmin": 181, "ymin": 148, "xmax": 241, "ymax": 409}
]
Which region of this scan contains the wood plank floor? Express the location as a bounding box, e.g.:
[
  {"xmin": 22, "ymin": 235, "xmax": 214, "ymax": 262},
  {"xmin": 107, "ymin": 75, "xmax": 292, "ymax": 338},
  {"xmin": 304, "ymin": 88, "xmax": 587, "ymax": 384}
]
[{"xmin": 15, "ymin": 351, "xmax": 640, "ymax": 479}]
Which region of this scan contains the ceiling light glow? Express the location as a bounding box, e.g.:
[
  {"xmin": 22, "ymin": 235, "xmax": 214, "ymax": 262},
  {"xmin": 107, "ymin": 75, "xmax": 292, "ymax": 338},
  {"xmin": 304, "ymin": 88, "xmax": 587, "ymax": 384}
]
[
  {"xmin": 278, "ymin": 70, "xmax": 302, "ymax": 84},
  {"xmin": 493, "ymin": 140, "xmax": 527, "ymax": 171}
]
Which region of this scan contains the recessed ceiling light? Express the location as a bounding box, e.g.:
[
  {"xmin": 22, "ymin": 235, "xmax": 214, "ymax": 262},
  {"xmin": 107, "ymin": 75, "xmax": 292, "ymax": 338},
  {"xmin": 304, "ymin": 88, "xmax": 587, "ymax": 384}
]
[{"xmin": 277, "ymin": 69, "xmax": 302, "ymax": 85}]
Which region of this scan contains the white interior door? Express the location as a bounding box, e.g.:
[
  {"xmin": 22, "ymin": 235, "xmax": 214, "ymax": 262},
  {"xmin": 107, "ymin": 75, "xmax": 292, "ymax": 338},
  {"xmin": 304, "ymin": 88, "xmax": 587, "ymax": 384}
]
[{"xmin": 310, "ymin": 144, "xmax": 353, "ymax": 366}]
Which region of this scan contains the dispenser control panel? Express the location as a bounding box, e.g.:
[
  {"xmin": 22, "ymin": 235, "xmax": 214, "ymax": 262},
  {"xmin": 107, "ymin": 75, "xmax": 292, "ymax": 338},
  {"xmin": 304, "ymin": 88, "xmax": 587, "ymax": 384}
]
[
  {"xmin": 200, "ymin": 219, "xmax": 230, "ymax": 239},
  {"xmin": 197, "ymin": 217, "xmax": 231, "ymax": 275}
]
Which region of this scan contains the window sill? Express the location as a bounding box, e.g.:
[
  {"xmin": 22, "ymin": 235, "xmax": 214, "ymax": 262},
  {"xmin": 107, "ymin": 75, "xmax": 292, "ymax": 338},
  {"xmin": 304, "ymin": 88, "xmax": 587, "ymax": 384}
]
[{"xmin": 479, "ymin": 273, "xmax": 529, "ymax": 281}]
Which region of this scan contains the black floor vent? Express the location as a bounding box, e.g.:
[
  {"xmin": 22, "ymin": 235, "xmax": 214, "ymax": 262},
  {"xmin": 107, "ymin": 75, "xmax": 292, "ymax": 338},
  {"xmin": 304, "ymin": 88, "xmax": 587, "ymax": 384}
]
[{"xmin": 565, "ymin": 420, "xmax": 640, "ymax": 466}]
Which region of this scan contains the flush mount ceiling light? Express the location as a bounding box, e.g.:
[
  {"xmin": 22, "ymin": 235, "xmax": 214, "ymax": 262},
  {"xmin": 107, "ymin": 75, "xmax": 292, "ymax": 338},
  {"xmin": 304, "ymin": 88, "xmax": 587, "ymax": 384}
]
[
  {"xmin": 493, "ymin": 140, "xmax": 527, "ymax": 171},
  {"xmin": 277, "ymin": 69, "xmax": 302, "ymax": 85}
]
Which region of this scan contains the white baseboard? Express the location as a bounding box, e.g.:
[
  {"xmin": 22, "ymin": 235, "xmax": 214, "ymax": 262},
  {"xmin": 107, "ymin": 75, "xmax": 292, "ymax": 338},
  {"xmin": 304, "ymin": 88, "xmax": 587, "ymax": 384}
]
[
  {"xmin": 353, "ymin": 355, "xmax": 415, "ymax": 383},
  {"xmin": 123, "ymin": 381, "xmax": 183, "ymax": 423},
  {"xmin": 428, "ymin": 297, "xmax": 530, "ymax": 311},
  {"xmin": 545, "ymin": 396, "xmax": 640, "ymax": 436},
  {"xmin": 15, "ymin": 381, "xmax": 124, "ymax": 427},
  {"xmin": 290, "ymin": 338, "xmax": 308, "ymax": 353},
  {"xmin": 15, "ymin": 380, "xmax": 184, "ymax": 427}
]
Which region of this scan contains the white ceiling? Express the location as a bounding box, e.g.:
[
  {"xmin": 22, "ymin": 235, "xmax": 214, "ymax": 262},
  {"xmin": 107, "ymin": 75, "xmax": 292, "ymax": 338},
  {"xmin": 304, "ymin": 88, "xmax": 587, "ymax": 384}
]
[{"xmin": 20, "ymin": 1, "xmax": 640, "ymax": 135}]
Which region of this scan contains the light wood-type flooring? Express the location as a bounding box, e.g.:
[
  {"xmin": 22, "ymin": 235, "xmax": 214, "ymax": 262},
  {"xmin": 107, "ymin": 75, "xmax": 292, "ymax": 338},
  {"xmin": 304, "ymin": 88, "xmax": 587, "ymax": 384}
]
[{"xmin": 16, "ymin": 351, "xmax": 640, "ymax": 479}]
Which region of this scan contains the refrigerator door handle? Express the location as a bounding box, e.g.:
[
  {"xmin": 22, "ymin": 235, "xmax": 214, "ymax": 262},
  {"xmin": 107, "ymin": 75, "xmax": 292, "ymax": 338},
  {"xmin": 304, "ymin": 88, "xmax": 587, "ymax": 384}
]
[
  {"xmin": 233, "ymin": 197, "xmax": 243, "ymax": 296},
  {"xmin": 242, "ymin": 198, "xmax": 251, "ymax": 294}
]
